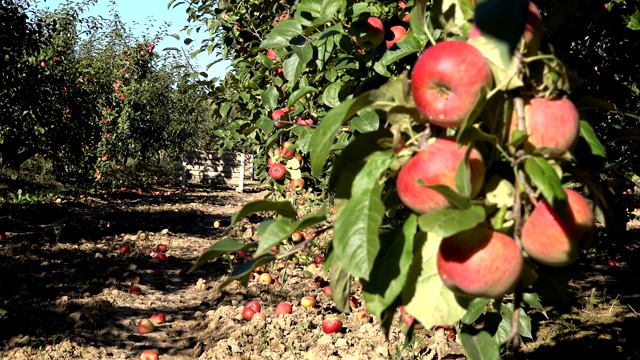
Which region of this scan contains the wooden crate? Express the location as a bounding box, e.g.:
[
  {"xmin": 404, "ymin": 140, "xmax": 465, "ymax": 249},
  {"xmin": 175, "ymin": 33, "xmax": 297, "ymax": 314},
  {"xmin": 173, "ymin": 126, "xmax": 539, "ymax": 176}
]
[{"xmin": 181, "ymin": 151, "xmax": 254, "ymax": 192}]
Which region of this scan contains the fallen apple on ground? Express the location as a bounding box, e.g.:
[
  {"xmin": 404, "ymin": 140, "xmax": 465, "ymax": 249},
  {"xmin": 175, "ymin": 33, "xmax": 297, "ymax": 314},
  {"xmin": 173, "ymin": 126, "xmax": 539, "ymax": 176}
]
[
  {"xmin": 156, "ymin": 244, "xmax": 168, "ymax": 253},
  {"xmin": 242, "ymin": 307, "xmax": 257, "ymax": 321},
  {"xmin": 138, "ymin": 319, "xmax": 155, "ymax": 334},
  {"xmin": 245, "ymin": 300, "xmax": 261, "ymax": 313},
  {"xmin": 119, "ymin": 243, "xmax": 131, "ymax": 255},
  {"xmin": 139, "ymin": 349, "xmax": 159, "ymax": 360},
  {"xmin": 128, "ymin": 285, "xmax": 142, "ymax": 296},
  {"xmin": 300, "ymin": 296, "xmax": 317, "ymax": 308},
  {"xmin": 322, "ymin": 317, "xmax": 343, "ymax": 334},
  {"xmin": 275, "ymin": 302, "xmax": 293, "ymax": 317},
  {"xmin": 150, "ymin": 312, "xmax": 166, "ymax": 325}
]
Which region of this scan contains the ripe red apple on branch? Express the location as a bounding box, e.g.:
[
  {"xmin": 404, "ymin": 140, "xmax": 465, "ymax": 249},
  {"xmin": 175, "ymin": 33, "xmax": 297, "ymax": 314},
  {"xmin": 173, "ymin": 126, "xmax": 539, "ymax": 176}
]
[
  {"xmin": 280, "ymin": 141, "xmax": 295, "ymax": 159},
  {"xmin": 437, "ymin": 227, "xmax": 523, "ymax": 298},
  {"xmin": 351, "ymin": 17, "xmax": 385, "ymax": 50},
  {"xmin": 411, "ymin": 40, "xmax": 493, "ymax": 128},
  {"xmin": 290, "ymin": 178, "xmax": 305, "ymax": 192},
  {"xmin": 509, "ymin": 97, "xmax": 580, "ymax": 152},
  {"xmin": 521, "ymin": 189, "xmax": 595, "ymax": 267},
  {"xmin": 386, "ymin": 26, "xmax": 407, "ymax": 49},
  {"xmin": 396, "ymin": 137, "xmax": 485, "ymax": 214},
  {"xmin": 268, "ymin": 163, "xmax": 287, "ymax": 180}
]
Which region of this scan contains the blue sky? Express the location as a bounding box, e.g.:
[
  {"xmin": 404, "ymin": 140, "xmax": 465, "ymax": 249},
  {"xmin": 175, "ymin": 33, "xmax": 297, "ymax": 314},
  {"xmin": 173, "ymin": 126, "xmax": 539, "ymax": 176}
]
[{"xmin": 33, "ymin": 0, "xmax": 231, "ymax": 80}]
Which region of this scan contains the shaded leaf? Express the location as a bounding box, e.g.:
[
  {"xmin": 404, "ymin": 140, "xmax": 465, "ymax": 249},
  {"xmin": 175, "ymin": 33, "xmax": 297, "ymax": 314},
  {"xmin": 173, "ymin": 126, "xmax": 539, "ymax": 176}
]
[
  {"xmin": 524, "ymin": 156, "xmax": 567, "ymax": 210},
  {"xmin": 459, "ymin": 330, "xmax": 501, "ymax": 360},
  {"xmin": 190, "ymin": 238, "xmax": 257, "ymax": 273},
  {"xmin": 418, "ymin": 206, "xmax": 486, "ymax": 238},
  {"xmin": 231, "ymin": 200, "xmax": 297, "ymax": 225}
]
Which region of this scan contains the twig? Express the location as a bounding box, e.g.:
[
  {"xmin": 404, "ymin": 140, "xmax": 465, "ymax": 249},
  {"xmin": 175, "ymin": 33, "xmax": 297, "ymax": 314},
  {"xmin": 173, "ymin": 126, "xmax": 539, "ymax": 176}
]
[{"xmin": 276, "ymin": 224, "xmax": 333, "ymax": 260}]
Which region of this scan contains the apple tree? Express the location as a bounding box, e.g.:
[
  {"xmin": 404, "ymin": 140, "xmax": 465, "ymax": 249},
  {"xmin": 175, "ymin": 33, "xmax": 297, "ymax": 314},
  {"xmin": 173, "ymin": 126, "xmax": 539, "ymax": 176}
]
[{"xmin": 180, "ymin": 0, "xmax": 632, "ymax": 357}]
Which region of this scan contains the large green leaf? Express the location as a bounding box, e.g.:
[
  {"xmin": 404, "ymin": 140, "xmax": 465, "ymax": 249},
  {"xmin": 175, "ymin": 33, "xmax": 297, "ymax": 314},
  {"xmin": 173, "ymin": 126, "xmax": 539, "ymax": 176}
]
[
  {"xmin": 220, "ymin": 254, "xmax": 277, "ymax": 289},
  {"xmin": 288, "ymin": 86, "xmax": 318, "ymax": 107},
  {"xmin": 333, "ymin": 151, "xmax": 393, "ymax": 280},
  {"xmin": 403, "ymin": 232, "xmax": 468, "ymax": 328},
  {"xmin": 261, "ymin": 19, "xmax": 304, "ymax": 48},
  {"xmin": 283, "ymin": 54, "xmax": 304, "ymax": 84},
  {"xmin": 231, "ymin": 200, "xmax": 297, "ymax": 225},
  {"xmin": 524, "ymin": 156, "xmax": 567, "ymax": 210},
  {"xmin": 254, "ymin": 207, "xmax": 328, "ymax": 257},
  {"xmin": 349, "ymin": 108, "xmax": 379, "ymax": 133},
  {"xmin": 418, "ymin": 206, "xmax": 486, "ymax": 238},
  {"xmin": 322, "ymin": 81, "xmax": 343, "ymax": 108},
  {"xmin": 261, "ymin": 85, "xmax": 279, "ymax": 111},
  {"xmin": 362, "ymin": 214, "xmax": 418, "ymax": 317},
  {"xmin": 459, "ymin": 330, "xmax": 501, "ymax": 360}
]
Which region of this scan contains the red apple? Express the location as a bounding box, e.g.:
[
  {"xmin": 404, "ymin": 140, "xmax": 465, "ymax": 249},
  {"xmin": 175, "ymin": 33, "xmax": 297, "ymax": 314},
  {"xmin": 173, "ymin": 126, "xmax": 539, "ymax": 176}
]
[
  {"xmin": 437, "ymin": 227, "xmax": 523, "ymax": 298},
  {"xmin": 293, "ymin": 155, "xmax": 304, "ymax": 166},
  {"xmin": 178, "ymin": 269, "xmax": 189, "ymax": 278},
  {"xmin": 400, "ymin": 306, "xmax": 424, "ymax": 329},
  {"xmin": 242, "ymin": 306, "xmax": 257, "ymax": 321},
  {"xmin": 128, "ymin": 285, "xmax": 142, "ymax": 296},
  {"xmin": 321, "ymin": 317, "xmax": 343, "ymax": 334},
  {"xmin": 147, "ymin": 43, "xmax": 155, "ymax": 52},
  {"xmin": 291, "ymin": 231, "xmax": 303, "ymax": 242},
  {"xmin": 314, "ymin": 256, "xmax": 324, "ymax": 265},
  {"xmin": 349, "ymin": 295, "xmax": 359, "ymax": 309},
  {"xmin": 355, "ymin": 309, "xmax": 371, "ymax": 323},
  {"xmin": 266, "ymin": 48, "xmax": 277, "ymax": 61},
  {"xmin": 271, "ymin": 109, "xmax": 286, "ymax": 121},
  {"xmin": 252, "ymin": 312, "xmax": 267, "ymax": 322},
  {"xmin": 300, "ymin": 296, "xmax": 317, "ymax": 308},
  {"xmin": 275, "ymin": 302, "xmax": 293, "ymax": 316},
  {"xmin": 280, "ymin": 141, "xmax": 295, "ymax": 159},
  {"xmin": 396, "ymin": 137, "xmax": 485, "ymax": 214},
  {"xmin": 119, "ymin": 243, "xmax": 131, "ymax": 255},
  {"xmin": 150, "ymin": 312, "xmax": 166, "ymax": 325},
  {"xmin": 156, "ymin": 253, "xmax": 168, "ymax": 263},
  {"xmin": 509, "ymin": 97, "xmax": 580, "ymax": 152},
  {"xmin": 245, "ymin": 300, "xmax": 261, "ymax": 313},
  {"xmin": 156, "ymin": 244, "xmax": 168, "ymax": 253},
  {"xmin": 139, "ymin": 349, "xmax": 159, "ymax": 360},
  {"xmin": 323, "ymin": 285, "xmax": 332, "ymax": 297},
  {"xmin": 521, "ymin": 189, "xmax": 595, "ymax": 267},
  {"xmin": 608, "ymin": 260, "xmax": 617, "ymax": 267},
  {"xmin": 296, "ymin": 117, "xmax": 315, "ymax": 127},
  {"xmin": 411, "ymin": 40, "xmax": 492, "ymax": 128},
  {"xmin": 290, "ymin": 178, "xmax": 305, "ymax": 192},
  {"xmin": 137, "ymin": 319, "xmax": 155, "ymax": 334},
  {"xmin": 386, "ymin": 25, "xmax": 407, "ymax": 49},
  {"xmin": 269, "ymin": 163, "xmax": 287, "ymax": 181},
  {"xmin": 352, "ymin": 17, "xmax": 385, "ymax": 49}
]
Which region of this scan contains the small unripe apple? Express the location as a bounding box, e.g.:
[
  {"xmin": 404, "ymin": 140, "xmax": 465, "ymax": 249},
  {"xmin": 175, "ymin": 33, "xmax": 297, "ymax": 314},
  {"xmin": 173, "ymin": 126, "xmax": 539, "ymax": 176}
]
[
  {"xmin": 300, "ymin": 296, "xmax": 317, "ymax": 308},
  {"xmin": 258, "ymin": 272, "xmax": 273, "ymax": 285},
  {"xmin": 291, "ymin": 231, "xmax": 303, "ymax": 242},
  {"xmin": 245, "ymin": 300, "xmax": 261, "ymax": 313},
  {"xmin": 321, "ymin": 317, "xmax": 343, "ymax": 334},
  {"xmin": 252, "ymin": 312, "xmax": 266, "ymax": 322},
  {"xmin": 139, "ymin": 349, "xmax": 159, "ymax": 360},
  {"xmin": 396, "ymin": 137, "xmax": 485, "ymax": 215},
  {"xmin": 269, "ymin": 163, "xmax": 287, "ymax": 181},
  {"xmin": 150, "ymin": 312, "xmax": 166, "ymax": 325},
  {"xmin": 275, "ymin": 302, "xmax": 293, "ymax": 316},
  {"xmin": 411, "ymin": 40, "xmax": 492, "ymax": 128},
  {"xmin": 137, "ymin": 319, "xmax": 155, "ymax": 334}
]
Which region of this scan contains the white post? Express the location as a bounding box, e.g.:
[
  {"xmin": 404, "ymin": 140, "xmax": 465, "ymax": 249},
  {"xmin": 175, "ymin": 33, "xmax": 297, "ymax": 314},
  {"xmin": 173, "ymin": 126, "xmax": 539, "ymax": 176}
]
[
  {"xmin": 181, "ymin": 151, "xmax": 188, "ymax": 189},
  {"xmin": 237, "ymin": 153, "xmax": 245, "ymax": 193}
]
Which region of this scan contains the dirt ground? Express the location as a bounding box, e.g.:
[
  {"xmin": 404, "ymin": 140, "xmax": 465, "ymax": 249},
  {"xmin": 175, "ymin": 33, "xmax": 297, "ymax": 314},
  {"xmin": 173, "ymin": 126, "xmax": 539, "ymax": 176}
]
[{"xmin": 0, "ymin": 184, "xmax": 639, "ymax": 359}]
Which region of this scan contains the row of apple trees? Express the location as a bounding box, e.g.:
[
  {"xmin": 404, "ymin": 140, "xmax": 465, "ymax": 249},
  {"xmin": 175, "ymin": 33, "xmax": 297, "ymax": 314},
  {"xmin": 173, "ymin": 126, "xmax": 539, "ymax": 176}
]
[
  {"xmin": 0, "ymin": 0, "xmax": 215, "ymax": 188},
  {"xmin": 176, "ymin": 0, "xmax": 640, "ymax": 358}
]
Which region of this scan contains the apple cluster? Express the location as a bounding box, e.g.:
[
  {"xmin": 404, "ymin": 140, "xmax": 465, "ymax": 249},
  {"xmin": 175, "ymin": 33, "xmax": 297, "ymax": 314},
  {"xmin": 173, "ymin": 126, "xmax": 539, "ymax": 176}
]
[
  {"xmin": 267, "ymin": 140, "xmax": 305, "ymax": 192},
  {"xmin": 395, "ymin": 1, "xmax": 595, "ymax": 299}
]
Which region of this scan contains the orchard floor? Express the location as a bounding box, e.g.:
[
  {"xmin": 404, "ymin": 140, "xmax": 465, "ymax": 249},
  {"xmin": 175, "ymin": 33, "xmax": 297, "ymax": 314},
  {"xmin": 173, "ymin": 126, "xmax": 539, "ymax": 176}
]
[{"xmin": 0, "ymin": 184, "xmax": 639, "ymax": 359}]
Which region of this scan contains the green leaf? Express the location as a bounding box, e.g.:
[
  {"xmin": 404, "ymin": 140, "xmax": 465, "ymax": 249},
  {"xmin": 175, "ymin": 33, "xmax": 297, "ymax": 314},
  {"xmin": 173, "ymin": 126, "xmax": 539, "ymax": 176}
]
[
  {"xmin": 379, "ymin": 33, "xmax": 424, "ymax": 65},
  {"xmin": 403, "ymin": 232, "xmax": 468, "ymax": 328},
  {"xmin": 522, "ymin": 292, "xmax": 544, "ymax": 310},
  {"xmin": 524, "ymin": 156, "xmax": 567, "ymax": 210},
  {"xmin": 261, "ymin": 19, "xmax": 304, "ymax": 48},
  {"xmin": 422, "ymin": 183, "xmax": 471, "ymax": 209},
  {"xmin": 330, "ymin": 258, "xmax": 352, "ymax": 313},
  {"xmin": 625, "ymin": 8, "xmax": 640, "ymax": 30},
  {"xmin": 288, "ymin": 86, "xmax": 318, "ymax": 107},
  {"xmin": 350, "ymin": 109, "xmax": 379, "ymax": 133},
  {"xmin": 363, "ymin": 214, "xmax": 418, "ymax": 318},
  {"xmin": 461, "ymin": 298, "xmax": 491, "ymax": 325},
  {"xmin": 579, "ymin": 120, "xmax": 606, "ymax": 158},
  {"xmin": 418, "ymin": 206, "xmax": 486, "ymax": 238},
  {"xmin": 220, "ymin": 254, "xmax": 277, "ymax": 289},
  {"xmin": 455, "ymin": 144, "xmax": 476, "ymax": 198},
  {"xmin": 333, "ymin": 152, "xmax": 393, "ymax": 280},
  {"xmin": 297, "ymin": 0, "xmax": 323, "ymax": 17},
  {"xmin": 261, "ymin": 85, "xmax": 280, "ymax": 111},
  {"xmin": 459, "ymin": 330, "xmax": 501, "ymax": 360},
  {"xmin": 255, "ymin": 207, "xmax": 328, "ymax": 257},
  {"xmin": 321, "ymin": 0, "xmax": 343, "ymax": 18},
  {"xmin": 283, "ymin": 54, "xmax": 303, "ymax": 83},
  {"xmin": 231, "ymin": 200, "xmax": 297, "ymax": 225},
  {"xmin": 322, "ymin": 81, "xmax": 343, "ymax": 108},
  {"xmin": 190, "ymin": 238, "xmax": 257, "ymax": 273}
]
